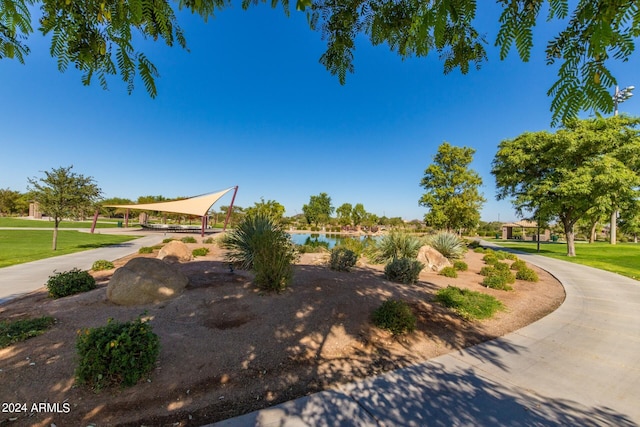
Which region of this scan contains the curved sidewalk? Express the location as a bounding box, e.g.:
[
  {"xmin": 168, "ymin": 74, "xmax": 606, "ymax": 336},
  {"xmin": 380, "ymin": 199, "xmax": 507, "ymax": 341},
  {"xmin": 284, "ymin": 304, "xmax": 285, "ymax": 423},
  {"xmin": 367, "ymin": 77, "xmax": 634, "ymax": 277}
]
[
  {"xmin": 210, "ymin": 250, "xmax": 640, "ymax": 426},
  {"xmin": 0, "ymin": 232, "xmax": 166, "ymax": 305}
]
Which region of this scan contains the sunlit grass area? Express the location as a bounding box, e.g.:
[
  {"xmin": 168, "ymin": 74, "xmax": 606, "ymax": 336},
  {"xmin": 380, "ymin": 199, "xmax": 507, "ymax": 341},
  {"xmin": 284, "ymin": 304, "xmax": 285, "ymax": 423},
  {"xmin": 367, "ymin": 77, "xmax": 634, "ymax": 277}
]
[
  {"xmin": 0, "ymin": 217, "xmax": 123, "ymax": 228},
  {"xmin": 495, "ymin": 240, "xmax": 640, "ymax": 280},
  {"xmin": 0, "ymin": 230, "xmax": 138, "ymax": 268}
]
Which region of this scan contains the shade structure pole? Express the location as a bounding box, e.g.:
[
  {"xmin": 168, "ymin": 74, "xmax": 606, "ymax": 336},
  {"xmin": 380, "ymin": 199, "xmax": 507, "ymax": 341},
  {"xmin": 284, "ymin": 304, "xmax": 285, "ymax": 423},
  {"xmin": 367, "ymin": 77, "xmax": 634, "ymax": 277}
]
[
  {"xmin": 201, "ymin": 216, "xmax": 206, "ymax": 237},
  {"xmin": 125, "ymin": 209, "xmax": 129, "ymax": 228},
  {"xmin": 223, "ymin": 186, "xmax": 239, "ymax": 232}
]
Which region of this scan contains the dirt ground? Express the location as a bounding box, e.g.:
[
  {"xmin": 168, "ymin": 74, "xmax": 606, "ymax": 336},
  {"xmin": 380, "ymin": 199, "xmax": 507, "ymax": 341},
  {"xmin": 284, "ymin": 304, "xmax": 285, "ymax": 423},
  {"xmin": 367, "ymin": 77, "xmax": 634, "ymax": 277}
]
[{"xmin": 0, "ymin": 242, "xmax": 564, "ymax": 426}]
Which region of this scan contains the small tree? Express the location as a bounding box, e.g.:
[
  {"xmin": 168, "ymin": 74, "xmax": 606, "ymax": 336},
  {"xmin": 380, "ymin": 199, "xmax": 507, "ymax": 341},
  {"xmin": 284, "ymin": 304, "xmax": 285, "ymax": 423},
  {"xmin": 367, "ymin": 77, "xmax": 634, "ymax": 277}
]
[
  {"xmin": 419, "ymin": 142, "xmax": 485, "ymax": 233},
  {"xmin": 302, "ymin": 192, "xmax": 334, "ymax": 228},
  {"xmin": 336, "ymin": 203, "xmax": 353, "ymax": 226},
  {"xmin": 27, "ymin": 166, "xmax": 102, "ymax": 250},
  {"xmin": 244, "ymin": 197, "xmax": 286, "ymax": 222}
]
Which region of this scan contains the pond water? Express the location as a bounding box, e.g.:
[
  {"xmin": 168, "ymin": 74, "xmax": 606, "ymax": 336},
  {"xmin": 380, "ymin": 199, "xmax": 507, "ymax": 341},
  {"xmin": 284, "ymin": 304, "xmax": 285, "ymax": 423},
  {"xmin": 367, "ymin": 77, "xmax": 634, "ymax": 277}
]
[{"xmin": 288, "ymin": 233, "xmax": 379, "ymax": 249}]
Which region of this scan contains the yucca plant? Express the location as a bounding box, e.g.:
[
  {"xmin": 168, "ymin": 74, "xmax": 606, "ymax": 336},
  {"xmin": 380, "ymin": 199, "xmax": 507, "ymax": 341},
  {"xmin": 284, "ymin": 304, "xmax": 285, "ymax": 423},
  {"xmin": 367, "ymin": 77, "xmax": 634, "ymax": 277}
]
[
  {"xmin": 221, "ymin": 214, "xmax": 297, "ymax": 291},
  {"xmin": 369, "ymin": 231, "xmax": 423, "ymax": 264},
  {"xmin": 427, "ymin": 232, "xmax": 466, "ymax": 259}
]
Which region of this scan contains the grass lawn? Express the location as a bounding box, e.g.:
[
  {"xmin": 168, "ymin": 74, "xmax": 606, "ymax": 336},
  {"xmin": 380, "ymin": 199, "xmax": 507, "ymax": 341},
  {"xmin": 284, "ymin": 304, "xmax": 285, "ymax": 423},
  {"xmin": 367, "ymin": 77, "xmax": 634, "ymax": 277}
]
[
  {"xmin": 494, "ymin": 240, "xmax": 640, "ymax": 280},
  {"xmin": 0, "ymin": 217, "xmax": 123, "ymax": 228},
  {"xmin": 0, "ymin": 230, "xmax": 138, "ymax": 268}
]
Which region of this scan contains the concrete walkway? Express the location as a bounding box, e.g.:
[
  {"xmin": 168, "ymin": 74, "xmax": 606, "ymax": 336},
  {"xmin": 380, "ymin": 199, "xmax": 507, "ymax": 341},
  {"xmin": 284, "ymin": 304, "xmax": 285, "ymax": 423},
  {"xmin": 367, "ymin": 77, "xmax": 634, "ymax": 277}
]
[
  {"xmin": 209, "ymin": 248, "xmax": 640, "ymax": 426},
  {"xmin": 0, "ymin": 230, "xmax": 166, "ymax": 304}
]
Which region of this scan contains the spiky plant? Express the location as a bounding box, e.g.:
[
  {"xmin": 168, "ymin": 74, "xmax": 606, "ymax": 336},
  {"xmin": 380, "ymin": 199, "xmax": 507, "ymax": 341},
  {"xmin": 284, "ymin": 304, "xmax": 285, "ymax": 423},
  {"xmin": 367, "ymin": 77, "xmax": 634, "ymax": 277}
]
[
  {"xmin": 370, "ymin": 231, "xmax": 423, "ymax": 264},
  {"xmin": 427, "ymin": 232, "xmax": 466, "ymax": 259}
]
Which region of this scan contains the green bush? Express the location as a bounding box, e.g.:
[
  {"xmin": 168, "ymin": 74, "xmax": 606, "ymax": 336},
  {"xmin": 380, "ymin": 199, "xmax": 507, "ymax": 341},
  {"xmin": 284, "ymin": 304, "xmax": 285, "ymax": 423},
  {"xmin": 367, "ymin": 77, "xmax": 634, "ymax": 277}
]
[
  {"xmin": 435, "ymin": 286, "xmax": 504, "ymax": 320},
  {"xmin": 46, "ymin": 268, "xmax": 96, "ymax": 299},
  {"xmin": 138, "ymin": 246, "xmax": 154, "ymax": 254},
  {"xmin": 467, "ymin": 240, "xmax": 481, "ymax": 249},
  {"xmin": 297, "ymin": 244, "xmax": 329, "ymax": 254},
  {"xmin": 329, "ymin": 248, "xmax": 358, "ymax": 272},
  {"xmin": 0, "ymin": 317, "xmax": 55, "ymax": 349},
  {"xmin": 439, "ymin": 266, "xmax": 458, "ymax": 278},
  {"xmin": 479, "ymin": 266, "xmax": 495, "ymax": 276},
  {"xmin": 335, "ymin": 237, "xmax": 365, "ymax": 257},
  {"xmin": 482, "ymin": 253, "xmax": 499, "ymax": 265},
  {"xmin": 371, "ymin": 232, "xmax": 423, "ymax": 264},
  {"xmin": 162, "ymin": 238, "xmax": 174, "ymax": 243},
  {"xmin": 384, "ymin": 258, "xmax": 424, "ymax": 284},
  {"xmin": 482, "ymin": 273, "xmax": 514, "ymax": 291},
  {"xmin": 180, "ymin": 236, "xmax": 197, "ymax": 243},
  {"xmin": 92, "ymin": 259, "xmax": 114, "ymax": 271},
  {"xmin": 75, "ymin": 317, "xmax": 160, "ymax": 390},
  {"xmin": 372, "ymin": 299, "xmax": 416, "ymax": 335},
  {"xmin": 504, "ymin": 252, "xmax": 519, "ymax": 261},
  {"xmin": 192, "ymin": 247, "xmax": 210, "ymax": 257},
  {"xmin": 203, "ymin": 237, "xmax": 215, "ymax": 244},
  {"xmin": 427, "ymin": 232, "xmax": 466, "ymax": 259},
  {"xmin": 493, "ymin": 262, "xmax": 511, "ymax": 272},
  {"xmin": 510, "ymin": 259, "xmax": 527, "ymax": 271},
  {"xmin": 222, "ymin": 214, "xmax": 297, "ymax": 291},
  {"xmin": 453, "ymin": 261, "xmax": 468, "ymax": 271},
  {"xmin": 494, "ymin": 251, "xmax": 507, "ymax": 260},
  {"xmin": 516, "ymin": 267, "xmax": 539, "ymax": 282},
  {"xmin": 473, "ymin": 247, "xmax": 486, "ymax": 254}
]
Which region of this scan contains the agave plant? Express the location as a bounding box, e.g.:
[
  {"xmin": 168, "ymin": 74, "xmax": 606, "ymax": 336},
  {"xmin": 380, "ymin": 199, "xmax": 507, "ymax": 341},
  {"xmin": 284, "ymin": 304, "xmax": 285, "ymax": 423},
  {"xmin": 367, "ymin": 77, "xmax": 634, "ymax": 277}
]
[
  {"xmin": 370, "ymin": 231, "xmax": 423, "ymax": 264},
  {"xmin": 427, "ymin": 232, "xmax": 465, "ymax": 259}
]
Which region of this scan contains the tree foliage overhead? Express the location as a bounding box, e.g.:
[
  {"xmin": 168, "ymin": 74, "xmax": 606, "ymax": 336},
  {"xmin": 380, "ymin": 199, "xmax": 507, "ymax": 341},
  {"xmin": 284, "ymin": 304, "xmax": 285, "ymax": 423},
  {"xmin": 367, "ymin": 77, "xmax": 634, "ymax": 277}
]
[
  {"xmin": 2, "ymin": 0, "xmax": 638, "ymax": 123},
  {"xmin": 419, "ymin": 142, "xmax": 485, "ymax": 232},
  {"xmin": 492, "ymin": 116, "xmax": 640, "ymax": 256}
]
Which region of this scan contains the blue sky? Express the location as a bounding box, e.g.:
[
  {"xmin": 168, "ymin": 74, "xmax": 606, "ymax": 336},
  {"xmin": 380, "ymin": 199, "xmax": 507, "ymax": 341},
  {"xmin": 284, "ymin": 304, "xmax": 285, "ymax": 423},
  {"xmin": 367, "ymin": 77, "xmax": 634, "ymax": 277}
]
[{"xmin": 1, "ymin": 3, "xmax": 639, "ymax": 222}]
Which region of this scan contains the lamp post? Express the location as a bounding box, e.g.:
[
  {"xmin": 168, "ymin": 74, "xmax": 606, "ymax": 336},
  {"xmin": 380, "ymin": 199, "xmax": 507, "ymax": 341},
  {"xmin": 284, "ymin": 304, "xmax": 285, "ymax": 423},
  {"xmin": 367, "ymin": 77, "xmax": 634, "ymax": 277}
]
[{"xmin": 610, "ymin": 85, "xmax": 635, "ymax": 245}]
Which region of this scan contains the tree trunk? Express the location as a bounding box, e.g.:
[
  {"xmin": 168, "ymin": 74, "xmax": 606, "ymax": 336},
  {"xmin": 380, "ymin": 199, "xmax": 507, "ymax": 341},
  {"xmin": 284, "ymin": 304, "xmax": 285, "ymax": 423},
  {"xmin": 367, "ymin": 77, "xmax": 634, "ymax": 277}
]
[
  {"xmin": 52, "ymin": 220, "xmax": 59, "ymax": 251},
  {"xmin": 563, "ymin": 221, "xmax": 576, "ymax": 257},
  {"xmin": 589, "ymin": 222, "xmax": 598, "ymax": 244},
  {"xmin": 610, "ymin": 210, "xmax": 617, "ymax": 245}
]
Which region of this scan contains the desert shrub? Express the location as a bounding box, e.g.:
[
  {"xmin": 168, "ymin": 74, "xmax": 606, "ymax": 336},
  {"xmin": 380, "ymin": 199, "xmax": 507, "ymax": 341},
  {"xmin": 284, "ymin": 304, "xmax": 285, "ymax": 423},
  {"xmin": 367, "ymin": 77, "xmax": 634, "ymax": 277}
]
[
  {"xmin": 138, "ymin": 246, "xmax": 154, "ymax": 254},
  {"xmin": 203, "ymin": 237, "xmax": 215, "ymax": 244},
  {"xmin": 467, "ymin": 240, "xmax": 481, "ymax": 249},
  {"xmin": 335, "ymin": 237, "xmax": 365, "ymax": 257},
  {"xmin": 516, "ymin": 267, "xmax": 539, "ymax": 282},
  {"xmin": 92, "ymin": 259, "xmax": 114, "ymax": 271},
  {"xmin": 493, "ymin": 262, "xmax": 511, "ymax": 272},
  {"xmin": 479, "ymin": 266, "xmax": 495, "ymax": 276},
  {"xmin": 384, "ymin": 258, "xmax": 424, "ymax": 284},
  {"xmin": 511, "ymin": 259, "xmax": 527, "ymax": 271},
  {"xmin": 297, "ymin": 244, "xmax": 328, "ymax": 254},
  {"xmin": 453, "ymin": 261, "xmax": 468, "ymax": 271},
  {"xmin": 370, "ymin": 232, "xmax": 423, "ymax": 264},
  {"xmin": 329, "ymin": 248, "xmax": 358, "ymax": 272},
  {"xmin": 504, "ymin": 252, "xmax": 519, "ymax": 261},
  {"xmin": 439, "ymin": 266, "xmax": 458, "ymax": 278},
  {"xmin": 75, "ymin": 317, "xmax": 159, "ymax": 390},
  {"xmin": 473, "ymin": 247, "xmax": 486, "ymax": 254},
  {"xmin": 0, "ymin": 317, "xmax": 55, "ymax": 349},
  {"xmin": 180, "ymin": 236, "xmax": 197, "ymax": 243},
  {"xmin": 494, "ymin": 251, "xmax": 508, "ymax": 260},
  {"xmin": 427, "ymin": 232, "xmax": 465, "ymax": 259},
  {"xmin": 46, "ymin": 268, "xmax": 96, "ymax": 299},
  {"xmin": 372, "ymin": 299, "xmax": 416, "ymax": 335},
  {"xmin": 482, "ymin": 253, "xmax": 499, "ymax": 265},
  {"xmin": 435, "ymin": 286, "xmax": 504, "ymax": 320},
  {"xmin": 222, "ymin": 214, "xmax": 297, "ymax": 291},
  {"xmin": 482, "ymin": 273, "xmax": 514, "ymax": 291},
  {"xmin": 162, "ymin": 238, "xmax": 174, "ymax": 243},
  {"xmin": 192, "ymin": 247, "xmax": 209, "ymax": 257}
]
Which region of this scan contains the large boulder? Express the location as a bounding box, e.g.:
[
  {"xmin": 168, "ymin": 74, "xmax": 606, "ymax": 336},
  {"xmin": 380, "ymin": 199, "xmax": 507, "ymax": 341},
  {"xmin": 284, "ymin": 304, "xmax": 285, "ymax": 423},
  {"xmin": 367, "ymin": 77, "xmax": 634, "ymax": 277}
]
[
  {"xmin": 417, "ymin": 245, "xmax": 452, "ymax": 272},
  {"xmin": 158, "ymin": 240, "xmax": 192, "ymax": 263},
  {"xmin": 107, "ymin": 258, "xmax": 189, "ymax": 305}
]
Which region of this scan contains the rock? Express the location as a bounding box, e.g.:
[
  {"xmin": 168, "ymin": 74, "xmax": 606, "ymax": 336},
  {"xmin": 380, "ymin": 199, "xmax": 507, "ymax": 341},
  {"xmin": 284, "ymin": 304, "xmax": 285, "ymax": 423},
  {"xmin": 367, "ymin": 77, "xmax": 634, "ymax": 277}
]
[
  {"xmin": 107, "ymin": 258, "xmax": 189, "ymax": 305},
  {"xmin": 157, "ymin": 240, "xmax": 192, "ymax": 263},
  {"xmin": 416, "ymin": 245, "xmax": 452, "ymax": 272}
]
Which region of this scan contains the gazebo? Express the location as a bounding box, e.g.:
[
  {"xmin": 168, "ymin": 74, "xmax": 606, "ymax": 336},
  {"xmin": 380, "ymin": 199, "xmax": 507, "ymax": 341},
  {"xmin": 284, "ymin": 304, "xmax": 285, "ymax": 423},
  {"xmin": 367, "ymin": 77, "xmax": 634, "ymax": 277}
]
[
  {"xmin": 501, "ymin": 220, "xmax": 551, "ymax": 241},
  {"xmin": 93, "ymin": 186, "xmax": 238, "ymax": 236}
]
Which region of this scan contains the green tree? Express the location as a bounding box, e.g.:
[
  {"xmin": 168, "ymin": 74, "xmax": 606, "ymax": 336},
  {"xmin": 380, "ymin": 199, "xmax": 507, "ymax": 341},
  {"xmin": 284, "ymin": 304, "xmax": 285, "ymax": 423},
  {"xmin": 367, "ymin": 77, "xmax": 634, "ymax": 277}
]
[
  {"xmin": 336, "ymin": 203, "xmax": 353, "ymax": 226},
  {"xmin": 492, "ymin": 116, "xmax": 640, "ymax": 256},
  {"xmin": 619, "ymin": 208, "xmax": 640, "ymax": 243},
  {"xmin": 419, "ymin": 142, "xmax": 485, "ymax": 233},
  {"xmin": 351, "ymin": 203, "xmax": 367, "ymax": 228},
  {"xmin": 244, "ymin": 197, "xmax": 286, "ymax": 222},
  {"xmin": 2, "ymin": 1, "xmax": 638, "ymax": 123},
  {"xmin": 302, "ymin": 192, "xmax": 334, "ymax": 228},
  {"xmin": 0, "ymin": 188, "xmax": 23, "ymax": 216},
  {"xmin": 220, "ymin": 205, "xmax": 245, "ymax": 228},
  {"xmin": 27, "ymin": 166, "xmax": 102, "ymax": 250},
  {"xmin": 100, "ymin": 197, "xmax": 134, "ymax": 218}
]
